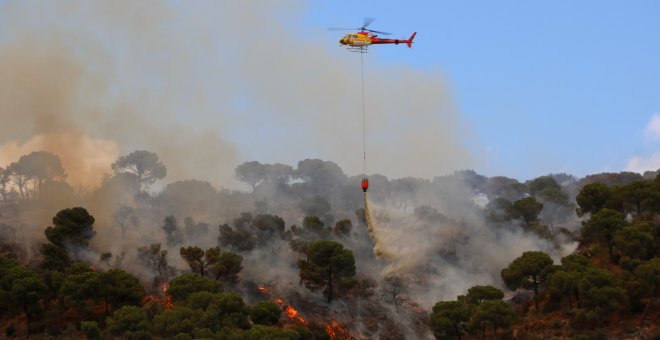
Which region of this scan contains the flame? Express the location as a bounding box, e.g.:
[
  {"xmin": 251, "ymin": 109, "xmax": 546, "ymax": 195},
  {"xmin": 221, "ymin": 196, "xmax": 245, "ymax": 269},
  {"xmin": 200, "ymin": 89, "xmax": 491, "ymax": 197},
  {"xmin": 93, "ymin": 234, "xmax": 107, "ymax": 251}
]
[
  {"xmin": 325, "ymin": 320, "xmax": 351, "ymax": 339},
  {"xmin": 284, "ymin": 305, "xmax": 305, "ymax": 324},
  {"xmin": 162, "ymin": 282, "xmax": 173, "ymax": 309},
  {"xmin": 257, "ymin": 285, "xmax": 305, "ymax": 325}
]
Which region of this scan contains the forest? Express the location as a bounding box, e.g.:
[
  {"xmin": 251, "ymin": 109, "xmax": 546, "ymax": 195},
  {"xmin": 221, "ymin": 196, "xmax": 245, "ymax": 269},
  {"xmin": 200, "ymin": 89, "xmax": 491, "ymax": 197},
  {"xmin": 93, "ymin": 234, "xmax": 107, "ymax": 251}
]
[{"xmin": 0, "ymin": 150, "xmax": 658, "ymax": 339}]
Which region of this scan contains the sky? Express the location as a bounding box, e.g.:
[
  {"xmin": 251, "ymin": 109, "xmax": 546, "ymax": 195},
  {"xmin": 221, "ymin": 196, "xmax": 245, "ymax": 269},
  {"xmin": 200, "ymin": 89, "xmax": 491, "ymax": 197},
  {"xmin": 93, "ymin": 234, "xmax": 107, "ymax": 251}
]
[
  {"xmin": 0, "ymin": 1, "xmax": 659, "ymax": 187},
  {"xmin": 302, "ymin": 1, "xmax": 660, "ymax": 180}
]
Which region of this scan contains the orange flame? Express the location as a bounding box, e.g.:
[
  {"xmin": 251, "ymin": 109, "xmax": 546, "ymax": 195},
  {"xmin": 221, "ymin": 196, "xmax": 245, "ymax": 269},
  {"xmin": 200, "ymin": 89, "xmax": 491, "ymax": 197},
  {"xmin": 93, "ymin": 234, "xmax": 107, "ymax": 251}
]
[
  {"xmin": 284, "ymin": 305, "xmax": 305, "ymax": 324},
  {"xmin": 325, "ymin": 320, "xmax": 351, "ymax": 339},
  {"xmin": 162, "ymin": 282, "xmax": 173, "ymax": 309}
]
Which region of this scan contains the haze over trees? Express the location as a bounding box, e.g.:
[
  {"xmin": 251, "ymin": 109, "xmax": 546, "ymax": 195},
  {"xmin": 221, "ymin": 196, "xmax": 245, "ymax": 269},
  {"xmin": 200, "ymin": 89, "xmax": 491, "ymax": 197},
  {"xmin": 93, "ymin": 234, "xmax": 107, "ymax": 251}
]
[{"xmin": 0, "ymin": 149, "xmax": 658, "ymax": 338}]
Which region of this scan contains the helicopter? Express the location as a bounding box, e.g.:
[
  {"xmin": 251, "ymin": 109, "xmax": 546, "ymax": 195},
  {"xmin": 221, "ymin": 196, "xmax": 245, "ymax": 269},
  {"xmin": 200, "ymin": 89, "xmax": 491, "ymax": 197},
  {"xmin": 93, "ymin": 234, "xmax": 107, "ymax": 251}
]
[{"xmin": 330, "ymin": 18, "xmax": 416, "ymax": 51}]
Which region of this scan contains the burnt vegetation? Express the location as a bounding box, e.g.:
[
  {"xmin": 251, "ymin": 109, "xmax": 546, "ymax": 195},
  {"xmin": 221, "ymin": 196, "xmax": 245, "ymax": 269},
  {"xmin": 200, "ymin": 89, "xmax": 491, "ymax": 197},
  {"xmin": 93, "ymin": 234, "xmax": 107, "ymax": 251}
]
[{"xmin": 0, "ymin": 151, "xmax": 658, "ymax": 339}]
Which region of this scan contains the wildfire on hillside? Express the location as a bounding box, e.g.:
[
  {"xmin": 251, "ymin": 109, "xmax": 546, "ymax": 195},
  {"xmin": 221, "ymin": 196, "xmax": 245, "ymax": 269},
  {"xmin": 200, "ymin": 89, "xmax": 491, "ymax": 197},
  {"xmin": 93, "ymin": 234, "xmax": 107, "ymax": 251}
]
[
  {"xmin": 325, "ymin": 320, "xmax": 353, "ymax": 340},
  {"xmin": 142, "ymin": 282, "xmax": 173, "ymax": 309},
  {"xmin": 257, "ymin": 285, "xmax": 353, "ymax": 339}
]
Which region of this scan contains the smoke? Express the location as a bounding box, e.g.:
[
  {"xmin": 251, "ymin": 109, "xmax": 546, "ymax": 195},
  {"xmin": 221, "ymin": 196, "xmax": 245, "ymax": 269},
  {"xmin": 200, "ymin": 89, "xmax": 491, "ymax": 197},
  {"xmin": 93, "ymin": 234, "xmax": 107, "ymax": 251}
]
[
  {"xmin": 363, "ymin": 192, "xmax": 393, "ymax": 260},
  {"xmin": 0, "ymin": 1, "xmax": 471, "ymax": 191}
]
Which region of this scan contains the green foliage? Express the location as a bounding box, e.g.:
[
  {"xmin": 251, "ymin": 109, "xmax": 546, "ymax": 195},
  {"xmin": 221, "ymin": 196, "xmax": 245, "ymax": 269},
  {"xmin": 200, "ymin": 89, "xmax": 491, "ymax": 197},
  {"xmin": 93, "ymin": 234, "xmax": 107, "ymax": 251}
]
[
  {"xmin": 218, "ymin": 223, "xmax": 256, "ymax": 252},
  {"xmin": 0, "ymin": 258, "xmax": 47, "ymax": 334},
  {"xmin": 152, "ymin": 306, "xmax": 201, "ymax": 336},
  {"xmin": 208, "ymin": 251, "xmax": 243, "ymax": 283},
  {"xmin": 99, "ymin": 268, "xmax": 145, "ymax": 315},
  {"xmin": 302, "ymin": 216, "xmax": 329, "ymax": 236},
  {"xmin": 298, "ymin": 240, "xmax": 356, "ymax": 303},
  {"xmin": 511, "ymin": 196, "xmax": 543, "ymax": 227},
  {"xmin": 333, "ymin": 219, "xmax": 352, "ymax": 237},
  {"xmin": 250, "ymin": 300, "xmax": 281, "ymax": 325},
  {"xmin": 44, "ymin": 207, "xmax": 96, "ymax": 251},
  {"xmin": 167, "ymin": 273, "xmax": 223, "ymax": 302},
  {"xmin": 137, "ymin": 243, "xmax": 175, "ymax": 287},
  {"xmin": 574, "ymin": 267, "xmax": 628, "ymax": 324},
  {"xmin": 163, "ymin": 215, "xmax": 183, "ymax": 247},
  {"xmin": 179, "ymin": 246, "xmax": 207, "ymax": 275},
  {"xmin": 59, "ymin": 262, "xmax": 101, "ymax": 308},
  {"xmin": 219, "ymin": 324, "xmax": 301, "ymax": 339},
  {"xmin": 106, "ymin": 305, "xmax": 149, "ymax": 338},
  {"xmin": 39, "ymin": 242, "xmax": 70, "ymax": 271},
  {"xmin": 111, "ymin": 150, "xmax": 167, "ymax": 191},
  {"xmin": 501, "ymin": 251, "xmax": 553, "ymax": 313},
  {"xmin": 252, "ymin": 214, "xmax": 286, "ymax": 244},
  {"xmin": 581, "ymin": 208, "xmax": 627, "ymax": 261},
  {"xmin": 429, "ymin": 300, "xmax": 469, "ymax": 339},
  {"xmin": 468, "ymin": 300, "xmax": 515, "ymax": 338},
  {"xmin": 576, "ymin": 183, "xmax": 611, "ymax": 216},
  {"xmin": 613, "ymin": 223, "xmax": 655, "ymax": 260},
  {"xmin": 81, "ymin": 320, "xmax": 100, "ymax": 340},
  {"xmin": 462, "ymin": 285, "xmax": 504, "ymax": 306}
]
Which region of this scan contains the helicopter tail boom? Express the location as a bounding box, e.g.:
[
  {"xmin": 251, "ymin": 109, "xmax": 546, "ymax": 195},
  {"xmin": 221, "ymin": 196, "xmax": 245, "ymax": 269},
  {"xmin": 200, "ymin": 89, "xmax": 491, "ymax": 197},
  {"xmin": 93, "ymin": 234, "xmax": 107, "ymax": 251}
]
[{"xmin": 406, "ymin": 32, "xmax": 416, "ymax": 48}]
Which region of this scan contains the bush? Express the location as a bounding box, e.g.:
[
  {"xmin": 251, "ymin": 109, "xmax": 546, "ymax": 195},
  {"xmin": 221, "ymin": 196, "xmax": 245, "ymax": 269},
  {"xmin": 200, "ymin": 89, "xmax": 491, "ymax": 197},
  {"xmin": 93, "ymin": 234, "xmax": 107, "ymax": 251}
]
[{"xmin": 81, "ymin": 321, "xmax": 100, "ymax": 340}]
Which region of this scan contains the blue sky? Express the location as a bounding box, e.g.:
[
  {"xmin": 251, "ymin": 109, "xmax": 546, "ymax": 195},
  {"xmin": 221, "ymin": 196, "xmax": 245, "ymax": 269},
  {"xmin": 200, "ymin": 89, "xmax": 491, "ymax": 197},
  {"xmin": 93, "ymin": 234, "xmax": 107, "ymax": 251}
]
[{"xmin": 299, "ymin": 1, "xmax": 660, "ymax": 179}]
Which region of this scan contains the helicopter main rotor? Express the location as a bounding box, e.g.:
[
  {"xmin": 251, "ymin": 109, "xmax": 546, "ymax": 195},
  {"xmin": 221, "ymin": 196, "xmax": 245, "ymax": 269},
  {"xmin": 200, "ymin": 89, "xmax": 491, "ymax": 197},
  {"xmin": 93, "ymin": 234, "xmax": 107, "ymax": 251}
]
[{"xmin": 328, "ymin": 17, "xmax": 391, "ymax": 35}]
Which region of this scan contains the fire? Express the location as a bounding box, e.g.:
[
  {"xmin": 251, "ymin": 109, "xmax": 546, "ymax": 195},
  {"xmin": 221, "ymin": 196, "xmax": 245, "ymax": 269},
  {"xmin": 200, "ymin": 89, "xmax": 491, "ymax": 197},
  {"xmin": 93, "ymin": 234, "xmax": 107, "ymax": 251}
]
[
  {"xmin": 284, "ymin": 305, "xmax": 305, "ymax": 324},
  {"xmin": 257, "ymin": 285, "xmax": 305, "ymax": 325},
  {"xmin": 162, "ymin": 282, "xmax": 173, "ymax": 309},
  {"xmin": 325, "ymin": 320, "xmax": 351, "ymax": 339}
]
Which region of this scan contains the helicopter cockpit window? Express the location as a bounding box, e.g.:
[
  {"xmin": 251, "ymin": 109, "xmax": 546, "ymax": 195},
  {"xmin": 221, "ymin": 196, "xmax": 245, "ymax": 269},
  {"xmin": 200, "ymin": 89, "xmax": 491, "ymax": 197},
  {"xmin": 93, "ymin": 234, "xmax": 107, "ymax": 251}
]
[{"xmin": 352, "ymin": 34, "xmax": 358, "ymax": 38}]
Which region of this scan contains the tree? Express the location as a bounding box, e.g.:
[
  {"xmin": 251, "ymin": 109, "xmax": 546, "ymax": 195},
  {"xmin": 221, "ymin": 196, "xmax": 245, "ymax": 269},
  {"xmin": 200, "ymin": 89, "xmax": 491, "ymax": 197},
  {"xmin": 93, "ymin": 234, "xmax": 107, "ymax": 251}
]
[
  {"xmin": 576, "ymin": 183, "xmax": 611, "ymax": 216},
  {"xmin": 234, "ymin": 161, "xmax": 267, "ymax": 192},
  {"xmin": 613, "ymin": 223, "xmax": 655, "ymax": 260},
  {"xmin": 468, "ymin": 300, "xmax": 515, "ymax": 340},
  {"xmin": 81, "ymin": 321, "xmax": 100, "ymax": 340},
  {"xmin": 179, "ymin": 246, "xmax": 208, "ymax": 276},
  {"xmin": 40, "ymin": 242, "xmax": 71, "ymax": 271},
  {"xmin": 106, "ymin": 305, "xmax": 150, "ymax": 339},
  {"xmin": 298, "ymin": 240, "xmax": 356, "ymax": 303},
  {"xmin": 113, "ymin": 205, "xmax": 137, "ymax": 236},
  {"xmin": 429, "ymin": 301, "xmax": 470, "ymax": 340},
  {"xmin": 250, "ymin": 300, "xmax": 281, "ymax": 325},
  {"xmin": 333, "ymin": 219, "xmax": 353, "ymax": 237},
  {"xmin": 620, "ymin": 180, "xmax": 653, "ymax": 215},
  {"xmin": 547, "ymin": 254, "xmax": 593, "ymax": 311},
  {"xmin": 99, "ymin": 269, "xmax": 145, "ymax": 315},
  {"xmin": 251, "ymin": 214, "xmax": 286, "ymax": 244},
  {"xmin": 0, "ymin": 166, "xmax": 10, "ymax": 201},
  {"xmin": 44, "ymin": 207, "xmax": 96, "ymax": 250},
  {"xmin": 575, "ymin": 267, "xmax": 628, "ymax": 325},
  {"xmin": 162, "ymin": 215, "xmax": 183, "ymax": 246},
  {"xmin": 111, "ymin": 150, "xmax": 166, "ymax": 191},
  {"xmin": 635, "ymin": 258, "xmax": 660, "ymax": 324},
  {"xmin": 59, "ymin": 263, "xmax": 101, "ymax": 310},
  {"xmin": 462, "ymin": 285, "xmax": 504, "ymax": 306},
  {"xmin": 302, "ymin": 216, "xmax": 328, "ymax": 236},
  {"xmin": 501, "ymin": 251, "xmax": 554, "ymax": 313},
  {"xmin": 581, "ymin": 208, "xmax": 627, "ymax": 261},
  {"xmin": 137, "ymin": 243, "xmax": 175, "ymax": 288},
  {"xmin": 167, "ymin": 273, "xmax": 223, "ymax": 302},
  {"xmin": 299, "ymin": 196, "xmax": 333, "ymax": 224},
  {"xmin": 511, "ymin": 197, "xmax": 543, "ymax": 228},
  {"xmin": 218, "ymin": 224, "xmax": 256, "ymax": 252},
  {"xmin": 0, "ymin": 258, "xmax": 47, "ymax": 335},
  {"xmin": 207, "ymin": 250, "xmax": 243, "ymax": 283}
]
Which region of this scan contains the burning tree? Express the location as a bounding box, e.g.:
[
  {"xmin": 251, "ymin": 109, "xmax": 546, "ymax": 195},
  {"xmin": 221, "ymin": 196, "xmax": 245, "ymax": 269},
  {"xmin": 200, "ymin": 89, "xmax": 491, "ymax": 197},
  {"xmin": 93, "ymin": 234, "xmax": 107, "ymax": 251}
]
[{"xmin": 296, "ymin": 240, "xmax": 356, "ymax": 303}]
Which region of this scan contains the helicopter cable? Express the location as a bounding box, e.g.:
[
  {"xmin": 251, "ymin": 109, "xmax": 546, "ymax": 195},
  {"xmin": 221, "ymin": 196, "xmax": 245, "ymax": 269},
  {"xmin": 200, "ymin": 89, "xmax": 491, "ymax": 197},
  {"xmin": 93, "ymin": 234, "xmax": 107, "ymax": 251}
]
[{"xmin": 361, "ymin": 50, "xmax": 366, "ymax": 174}]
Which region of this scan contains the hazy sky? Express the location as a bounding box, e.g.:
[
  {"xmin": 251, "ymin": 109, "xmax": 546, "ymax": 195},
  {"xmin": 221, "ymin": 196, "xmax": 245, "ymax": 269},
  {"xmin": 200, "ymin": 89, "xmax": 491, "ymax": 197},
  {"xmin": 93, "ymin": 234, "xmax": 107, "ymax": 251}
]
[{"xmin": 1, "ymin": 1, "xmax": 658, "ymax": 187}]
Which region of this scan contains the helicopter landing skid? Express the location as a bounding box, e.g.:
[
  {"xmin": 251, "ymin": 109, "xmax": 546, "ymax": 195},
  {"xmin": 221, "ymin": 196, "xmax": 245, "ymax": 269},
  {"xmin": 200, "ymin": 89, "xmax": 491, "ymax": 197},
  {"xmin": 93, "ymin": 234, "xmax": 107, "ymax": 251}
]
[{"xmin": 347, "ymin": 46, "xmax": 368, "ymax": 53}]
